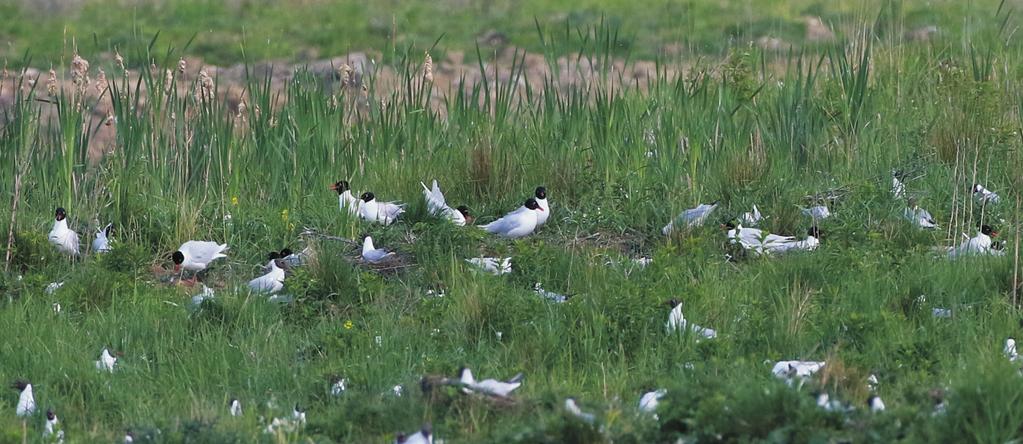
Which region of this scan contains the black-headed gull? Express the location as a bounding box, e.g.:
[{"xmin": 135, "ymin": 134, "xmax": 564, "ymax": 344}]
[
  {"xmin": 772, "ymin": 360, "xmax": 825, "ymax": 386},
  {"xmin": 421, "ymin": 180, "xmax": 470, "ymax": 226},
  {"xmin": 762, "ymin": 227, "xmax": 821, "ymax": 255},
  {"xmin": 172, "ymin": 241, "xmax": 229, "ymax": 275},
  {"xmin": 480, "ymin": 198, "xmax": 543, "ymax": 238},
  {"xmin": 891, "ymin": 171, "xmax": 905, "ymax": 199},
  {"xmin": 95, "ymin": 348, "xmax": 117, "ymax": 372},
  {"xmin": 44, "ymin": 409, "xmax": 65, "ymax": 442},
  {"xmin": 638, "ymin": 389, "xmax": 666, "ymax": 415},
  {"xmin": 868, "ymin": 395, "xmax": 886, "ymax": 412},
  {"xmin": 330, "ymin": 180, "xmax": 359, "ymax": 215},
  {"xmin": 662, "ymin": 202, "xmax": 718, "ymax": 234},
  {"xmin": 974, "ymin": 183, "xmax": 1000, "ymax": 204},
  {"xmin": 358, "ymin": 192, "xmax": 405, "ymax": 225},
  {"xmin": 532, "ymin": 187, "xmax": 549, "ymax": 226},
  {"xmin": 279, "ymin": 248, "xmax": 308, "ymax": 268},
  {"xmin": 249, "ymin": 259, "xmax": 286, "ymax": 294},
  {"xmin": 1006, "ymin": 338, "xmax": 1020, "ymax": 362},
  {"xmin": 48, "ymin": 207, "xmax": 80, "ymax": 256},
  {"xmin": 801, "ymin": 205, "xmax": 831, "ymax": 220},
  {"xmin": 725, "ymin": 222, "xmax": 795, "ymax": 252},
  {"xmin": 904, "ymin": 201, "xmax": 936, "ymax": 229},
  {"xmin": 534, "ymin": 283, "xmax": 570, "ymax": 303},
  {"xmin": 12, "ymin": 380, "xmax": 35, "ymax": 417},
  {"xmin": 395, "ymin": 423, "xmax": 433, "ymax": 444},
  {"xmin": 564, "ymin": 398, "xmax": 596, "ymax": 424},
  {"xmin": 457, "ymin": 367, "xmax": 523, "ymax": 398},
  {"xmin": 665, "ymin": 299, "xmax": 717, "ymax": 339},
  {"xmin": 465, "ymin": 257, "xmax": 512, "ymax": 275},
  {"xmin": 947, "ymin": 225, "xmax": 998, "ymax": 258},
  {"xmin": 362, "ymin": 236, "xmax": 395, "ymax": 263},
  {"xmin": 229, "ymin": 399, "xmax": 242, "ymax": 417},
  {"xmin": 92, "ymin": 223, "xmax": 113, "ymax": 253}
]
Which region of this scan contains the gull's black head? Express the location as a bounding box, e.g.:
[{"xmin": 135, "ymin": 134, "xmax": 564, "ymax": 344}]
[
  {"xmin": 525, "ymin": 198, "xmax": 542, "ymax": 211},
  {"xmin": 981, "ymin": 224, "xmax": 997, "ymax": 237},
  {"xmin": 973, "ymin": 183, "xmax": 981, "ymax": 192},
  {"xmin": 808, "ymin": 226, "xmax": 822, "ymax": 238},
  {"xmin": 280, "ymin": 248, "xmax": 293, "ymax": 257},
  {"xmin": 330, "ymin": 180, "xmax": 350, "ymax": 195},
  {"xmin": 268, "ymin": 251, "xmax": 281, "ymax": 261},
  {"xmin": 722, "ymin": 220, "xmax": 737, "ymax": 230},
  {"xmin": 46, "ymin": 410, "xmax": 55, "ymax": 420},
  {"xmin": 456, "ymin": 205, "xmax": 471, "ymax": 218},
  {"xmin": 665, "ymin": 299, "xmax": 681, "ymax": 308},
  {"xmin": 11, "ymin": 380, "xmax": 29, "ymax": 391},
  {"xmin": 360, "ymin": 192, "xmax": 375, "ymax": 203},
  {"xmin": 535, "ymin": 186, "xmax": 547, "ymax": 200},
  {"xmin": 55, "ymin": 207, "xmax": 66, "ymax": 221},
  {"xmin": 172, "ymin": 251, "xmax": 185, "ymax": 265},
  {"xmin": 103, "ymin": 223, "xmax": 114, "ymax": 237}
]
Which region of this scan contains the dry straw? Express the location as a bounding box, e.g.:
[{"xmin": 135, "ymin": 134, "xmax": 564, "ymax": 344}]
[
  {"xmin": 46, "ymin": 69, "xmax": 57, "ymax": 97},
  {"xmin": 423, "ymin": 52, "xmax": 434, "ymax": 83}
]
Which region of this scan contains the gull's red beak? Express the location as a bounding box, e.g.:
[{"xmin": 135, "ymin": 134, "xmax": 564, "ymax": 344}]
[
  {"xmin": 993, "ymin": 231, "xmax": 999, "ymax": 237},
  {"xmin": 173, "ymin": 264, "xmax": 181, "ymax": 273},
  {"xmin": 536, "ymin": 208, "xmax": 544, "ymax": 211},
  {"xmin": 328, "ymin": 184, "xmax": 338, "ymax": 190}
]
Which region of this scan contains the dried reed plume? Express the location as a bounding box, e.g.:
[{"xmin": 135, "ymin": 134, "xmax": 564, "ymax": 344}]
[
  {"xmin": 196, "ymin": 69, "xmax": 214, "ymax": 101},
  {"xmin": 114, "ymin": 51, "xmax": 125, "ymax": 71},
  {"xmin": 338, "ymin": 63, "xmax": 352, "ymax": 88},
  {"xmin": 164, "ymin": 69, "xmax": 174, "ymax": 95},
  {"xmin": 423, "ymin": 52, "xmax": 434, "ymax": 83},
  {"xmin": 236, "ymin": 100, "xmax": 247, "ymax": 121},
  {"xmin": 94, "ymin": 68, "xmax": 107, "ymax": 95},
  {"xmin": 46, "ymin": 69, "xmax": 57, "ymax": 97},
  {"xmin": 177, "ymin": 58, "xmax": 187, "ymax": 75},
  {"xmin": 71, "ymin": 53, "xmax": 90, "ymax": 97}
]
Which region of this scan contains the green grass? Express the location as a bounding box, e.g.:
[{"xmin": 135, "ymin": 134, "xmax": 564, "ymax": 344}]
[{"xmin": 3, "ymin": 0, "xmax": 1023, "ymax": 442}]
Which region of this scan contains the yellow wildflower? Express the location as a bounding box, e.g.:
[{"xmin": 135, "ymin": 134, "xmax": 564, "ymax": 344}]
[
  {"xmin": 343, "ymin": 320, "xmax": 354, "ymax": 330},
  {"xmin": 231, "ymin": 196, "xmax": 239, "ymax": 206}
]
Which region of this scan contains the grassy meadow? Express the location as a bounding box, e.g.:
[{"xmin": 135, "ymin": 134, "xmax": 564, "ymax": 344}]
[{"xmin": 4, "ymin": 0, "xmax": 1023, "ymax": 442}]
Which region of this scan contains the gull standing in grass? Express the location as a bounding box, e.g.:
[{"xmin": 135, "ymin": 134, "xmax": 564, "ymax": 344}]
[
  {"xmin": 48, "ymin": 207, "xmax": 80, "ymax": 256},
  {"xmin": 92, "ymin": 223, "xmax": 113, "ymax": 253},
  {"xmin": 662, "ymin": 202, "xmax": 718, "ymax": 235},
  {"xmin": 421, "ymin": 179, "xmax": 471, "ymax": 226},
  {"xmin": 947, "ymin": 225, "xmax": 998, "ymax": 258},
  {"xmin": 95, "ymin": 348, "xmax": 117, "ymax": 372},
  {"xmin": 358, "ymin": 191, "xmax": 405, "ymax": 225},
  {"xmin": 868, "ymin": 395, "xmax": 886, "ymax": 412},
  {"xmin": 249, "ymin": 259, "xmax": 286, "ymax": 294},
  {"xmin": 457, "ymin": 367, "xmax": 523, "ymax": 398},
  {"xmin": 564, "ymin": 398, "xmax": 596, "ymax": 424},
  {"xmin": 12, "ymin": 380, "xmax": 35, "ymax": 417},
  {"xmin": 638, "ymin": 389, "xmax": 667, "ymax": 416},
  {"xmin": 465, "ymin": 257, "xmax": 512, "ymax": 275},
  {"xmin": 44, "ymin": 410, "xmax": 65, "ymax": 442},
  {"xmin": 534, "ymin": 283, "xmax": 571, "ymax": 303},
  {"xmin": 772, "ymin": 361, "xmax": 825, "ymax": 386},
  {"xmin": 904, "ymin": 199, "xmax": 937, "ymax": 229},
  {"xmin": 172, "ymin": 241, "xmax": 229, "ymax": 283},
  {"xmin": 362, "ymin": 236, "xmax": 395, "ymax": 263},
  {"xmin": 665, "ymin": 299, "xmax": 717, "ymax": 339},
  {"xmin": 801, "ymin": 205, "xmax": 831, "ymax": 221},
  {"xmin": 278, "ymin": 247, "xmax": 308, "ymax": 268},
  {"xmin": 330, "ymin": 180, "xmax": 359, "ymax": 215},
  {"xmin": 395, "ymin": 423, "xmax": 433, "ymax": 444},
  {"xmin": 891, "ymin": 170, "xmax": 906, "ymax": 199},
  {"xmin": 229, "ymin": 399, "xmax": 242, "ymax": 417},
  {"xmin": 973, "ymin": 183, "xmax": 1000, "ymax": 204},
  {"xmin": 724, "ymin": 222, "xmax": 795, "ymax": 252},
  {"xmin": 479, "ymin": 198, "xmax": 544, "ymax": 238},
  {"xmin": 1005, "ymin": 338, "xmax": 1020, "ymax": 362}
]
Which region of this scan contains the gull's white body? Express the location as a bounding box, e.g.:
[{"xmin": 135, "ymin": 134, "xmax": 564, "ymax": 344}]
[
  {"xmin": 395, "ymin": 426, "xmax": 433, "ymax": 444},
  {"xmin": 459, "ymin": 368, "xmax": 522, "ymax": 398},
  {"xmin": 662, "ymin": 203, "xmax": 717, "ymax": 234},
  {"xmin": 359, "ymin": 197, "xmax": 405, "ymax": 225},
  {"xmin": 49, "ymin": 219, "xmax": 80, "ymax": 256},
  {"xmin": 772, "ymin": 361, "xmax": 825, "ymax": 381},
  {"xmin": 904, "ymin": 206, "xmax": 936, "ymax": 229},
  {"xmin": 177, "ymin": 241, "xmax": 229, "ymax": 272},
  {"xmin": 534, "ymin": 197, "xmax": 549, "ymax": 226},
  {"xmin": 16, "ymin": 383, "xmax": 35, "ymax": 417},
  {"xmin": 229, "ymin": 399, "xmax": 242, "ymax": 417},
  {"xmin": 974, "ymin": 184, "xmax": 1000, "ymax": 204},
  {"xmin": 1006, "ymin": 338, "xmax": 1020, "ymax": 362},
  {"xmin": 93, "ymin": 223, "xmax": 113, "ymax": 253},
  {"xmin": 534, "ymin": 283, "xmax": 569, "ymax": 303},
  {"xmin": 421, "ymin": 180, "xmax": 466, "ymax": 226},
  {"xmin": 762, "ymin": 235, "xmax": 820, "ymax": 255},
  {"xmin": 666, "ymin": 302, "xmax": 717, "ymax": 339},
  {"xmin": 338, "ymin": 190, "xmax": 359, "ymax": 215},
  {"xmin": 249, "ymin": 260, "xmax": 285, "ymax": 294},
  {"xmin": 44, "ymin": 412, "xmax": 64, "ymax": 442},
  {"xmin": 802, "ymin": 205, "xmax": 831, "ymax": 220},
  {"xmin": 638, "ymin": 389, "xmax": 667, "ymax": 414},
  {"xmin": 465, "ymin": 257, "xmax": 512, "ymax": 275},
  {"xmin": 869, "ymin": 395, "xmax": 886, "ymax": 412},
  {"xmin": 727, "ymin": 225, "xmax": 795, "ymax": 252},
  {"xmin": 892, "ymin": 176, "xmax": 905, "ymax": 199},
  {"xmin": 95, "ymin": 348, "xmax": 116, "ymax": 372},
  {"xmin": 564, "ymin": 398, "xmax": 596, "ymax": 424},
  {"xmin": 362, "ymin": 236, "xmax": 395, "ymax": 263},
  {"xmin": 948, "ymin": 231, "xmax": 994, "ymax": 258},
  {"xmin": 480, "ymin": 206, "xmax": 540, "ymax": 238}
]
